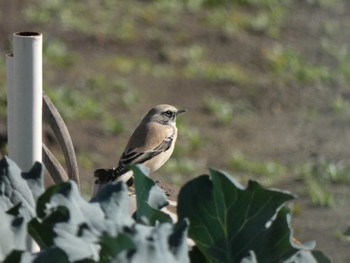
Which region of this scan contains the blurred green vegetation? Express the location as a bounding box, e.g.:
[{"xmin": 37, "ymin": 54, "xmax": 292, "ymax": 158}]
[
  {"xmin": 264, "ymin": 45, "xmax": 334, "ymax": 84},
  {"xmin": 203, "ymin": 95, "xmax": 253, "ymax": 125},
  {"xmin": 225, "ymin": 150, "xmax": 350, "ymax": 207},
  {"xmin": 46, "ymin": 87, "xmax": 102, "ymax": 121},
  {"xmin": 295, "ymin": 157, "xmax": 350, "ymax": 207},
  {"xmin": 229, "ymin": 151, "xmax": 287, "ymax": 185}
]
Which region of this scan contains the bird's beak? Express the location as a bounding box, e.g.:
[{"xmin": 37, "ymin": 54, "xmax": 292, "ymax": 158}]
[{"xmin": 176, "ymin": 109, "xmax": 188, "ymax": 115}]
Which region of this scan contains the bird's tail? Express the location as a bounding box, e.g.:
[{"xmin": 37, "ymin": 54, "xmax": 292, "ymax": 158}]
[
  {"xmin": 92, "ymin": 168, "xmax": 134, "ymax": 197},
  {"xmin": 94, "ymin": 168, "xmax": 116, "ymax": 184},
  {"xmin": 94, "ymin": 168, "xmax": 134, "ymax": 186}
]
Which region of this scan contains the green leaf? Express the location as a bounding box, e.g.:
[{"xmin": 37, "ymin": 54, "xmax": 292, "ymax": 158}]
[
  {"xmin": 311, "ymin": 250, "xmax": 332, "ymax": 263},
  {"xmin": 0, "ymin": 157, "xmax": 44, "ymax": 220},
  {"xmin": 177, "ymin": 168, "xmax": 302, "ymax": 263},
  {"xmin": 33, "ymin": 181, "xmax": 105, "ymax": 261},
  {"xmin": 189, "ymin": 246, "xmax": 211, "ymax": 263},
  {"xmin": 33, "ymin": 247, "xmax": 69, "ymax": 263},
  {"xmin": 2, "ymin": 250, "xmax": 32, "ymax": 263},
  {"xmin": 6, "ymin": 203, "xmax": 22, "ymax": 216},
  {"xmin": 21, "ymin": 161, "xmax": 45, "ymax": 200},
  {"xmin": 3, "ymin": 247, "xmax": 70, "ymax": 263},
  {"xmin": 0, "ymin": 157, "xmax": 44, "ymax": 261},
  {"xmin": 118, "ymin": 223, "xmax": 189, "ymax": 263},
  {"xmin": 132, "ymin": 165, "xmax": 172, "ymax": 225},
  {"xmin": 91, "ymin": 181, "xmax": 133, "ymax": 226},
  {"xmin": 344, "ymin": 226, "xmax": 350, "ymax": 236},
  {"xmin": 0, "ymin": 206, "xmax": 26, "ymax": 261},
  {"xmin": 99, "ymin": 233, "xmax": 135, "ymax": 263},
  {"xmin": 286, "ymin": 250, "xmax": 332, "ymax": 263},
  {"xmin": 28, "ymin": 206, "xmax": 70, "ymax": 248},
  {"xmin": 240, "ymin": 251, "xmax": 258, "ymax": 263},
  {"xmin": 0, "ymin": 158, "xmax": 191, "ymax": 262},
  {"xmin": 168, "ymin": 219, "xmax": 190, "ymax": 262},
  {"xmin": 35, "ymin": 183, "xmax": 63, "ymax": 219}
]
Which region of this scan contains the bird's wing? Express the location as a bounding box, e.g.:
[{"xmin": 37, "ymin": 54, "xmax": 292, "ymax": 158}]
[
  {"xmin": 117, "ymin": 122, "xmax": 175, "ymax": 167},
  {"xmin": 119, "ymin": 127, "xmax": 175, "ymax": 167}
]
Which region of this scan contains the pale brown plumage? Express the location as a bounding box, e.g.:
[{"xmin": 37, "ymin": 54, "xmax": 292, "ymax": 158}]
[{"xmin": 93, "ymin": 104, "xmax": 186, "ymax": 195}]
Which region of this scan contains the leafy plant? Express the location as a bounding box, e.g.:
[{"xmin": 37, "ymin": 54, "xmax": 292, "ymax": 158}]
[
  {"xmin": 306, "ymin": 0, "xmax": 339, "ymax": 8},
  {"xmin": 177, "ymin": 168, "xmax": 329, "ymax": 262},
  {"xmin": 0, "ymin": 157, "xmax": 44, "ymax": 261},
  {"xmin": 203, "ymin": 97, "xmax": 254, "ymax": 125},
  {"xmin": 163, "ymin": 158, "xmax": 200, "ymax": 183},
  {"xmin": 304, "ymin": 175, "xmax": 335, "ymax": 207},
  {"xmin": 0, "ymin": 157, "xmax": 330, "ymax": 262},
  {"xmin": 43, "ymin": 39, "xmax": 77, "ymax": 68},
  {"xmin": 186, "ymin": 61, "xmax": 254, "ymax": 85},
  {"xmin": 264, "ymin": 45, "xmax": 333, "ymax": 84},
  {"xmin": 203, "ymin": 96, "xmax": 235, "ymax": 125},
  {"xmin": 101, "ymin": 115, "xmax": 125, "ymax": 135},
  {"xmin": 203, "ymin": 0, "xmax": 288, "ymax": 37},
  {"xmin": 159, "ymin": 45, "xmax": 204, "ymax": 65},
  {"xmin": 0, "ymin": 157, "xmax": 189, "ymax": 262},
  {"xmin": 229, "ymin": 152, "xmax": 287, "ymax": 185},
  {"xmin": 330, "ymin": 95, "xmax": 350, "ymax": 116},
  {"xmin": 45, "ymin": 87, "xmax": 102, "ymax": 121},
  {"xmin": 295, "ymin": 157, "xmax": 350, "ymax": 207}
]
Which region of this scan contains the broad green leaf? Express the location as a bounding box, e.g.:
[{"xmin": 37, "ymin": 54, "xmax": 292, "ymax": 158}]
[
  {"xmin": 168, "ymin": 219, "xmax": 190, "ymax": 262},
  {"xmin": 35, "ymin": 181, "xmax": 106, "ymax": 231},
  {"xmin": 32, "ymin": 181, "xmax": 105, "ymax": 261},
  {"xmin": 132, "ymin": 165, "xmax": 172, "ymax": 225},
  {"xmin": 177, "ymin": 168, "xmax": 302, "ymax": 263},
  {"xmin": 285, "ymin": 250, "xmax": 332, "ymax": 263},
  {"xmin": 21, "ymin": 161, "xmax": 45, "ymax": 200},
  {"xmin": 99, "ymin": 233, "xmax": 136, "ymax": 263},
  {"xmin": 3, "ymin": 250, "xmax": 34, "ymax": 263},
  {"xmin": 91, "ymin": 182, "xmax": 133, "ymax": 226},
  {"xmin": 35, "ymin": 183, "xmax": 64, "ymax": 219},
  {"xmin": 32, "ymin": 247, "xmax": 69, "ymax": 263},
  {"xmin": 27, "ymin": 171, "xmax": 188, "ymax": 262},
  {"xmin": 344, "ymin": 227, "xmax": 350, "ymax": 236},
  {"xmin": 311, "ymin": 251, "xmax": 332, "ymax": 263},
  {"xmin": 117, "ymin": 223, "xmax": 189, "ymax": 263},
  {"xmin": 189, "ymin": 246, "xmax": 211, "ymax": 263},
  {"xmin": 0, "ymin": 157, "xmax": 44, "ymax": 220},
  {"xmin": 240, "ymin": 251, "xmax": 258, "ymax": 263},
  {"xmin": 3, "ymin": 248, "xmax": 70, "ymax": 263},
  {"xmin": 0, "ymin": 157, "xmax": 43, "ymax": 261},
  {"xmin": 6, "ymin": 202, "xmax": 22, "ymax": 216},
  {"xmin": 0, "ymin": 206, "xmax": 26, "ymax": 261},
  {"xmin": 28, "ymin": 206, "xmax": 70, "ymax": 248}
]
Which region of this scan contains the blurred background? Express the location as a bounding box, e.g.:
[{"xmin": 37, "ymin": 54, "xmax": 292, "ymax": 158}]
[{"xmin": 0, "ymin": 0, "xmax": 350, "ymax": 261}]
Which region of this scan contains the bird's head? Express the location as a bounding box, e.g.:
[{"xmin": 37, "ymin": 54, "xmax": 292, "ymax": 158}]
[{"xmin": 147, "ymin": 104, "xmax": 187, "ymax": 125}]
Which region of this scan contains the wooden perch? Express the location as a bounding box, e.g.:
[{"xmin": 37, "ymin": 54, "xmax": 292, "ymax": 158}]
[
  {"xmin": 42, "ymin": 92, "xmax": 80, "ymax": 187},
  {"xmin": 42, "ymin": 143, "xmax": 69, "ymax": 183}
]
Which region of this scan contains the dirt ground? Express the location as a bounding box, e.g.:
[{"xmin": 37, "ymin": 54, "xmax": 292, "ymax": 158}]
[{"xmin": 1, "ymin": 0, "xmax": 350, "ymax": 261}]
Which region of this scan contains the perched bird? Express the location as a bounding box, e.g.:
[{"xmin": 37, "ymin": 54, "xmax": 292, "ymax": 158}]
[{"xmin": 93, "ymin": 104, "xmax": 187, "ymax": 195}]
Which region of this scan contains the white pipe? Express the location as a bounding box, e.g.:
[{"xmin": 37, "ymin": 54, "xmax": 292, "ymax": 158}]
[
  {"xmin": 5, "ymin": 53, "xmax": 14, "ymax": 159},
  {"xmin": 12, "ymin": 32, "xmax": 43, "ymax": 171}
]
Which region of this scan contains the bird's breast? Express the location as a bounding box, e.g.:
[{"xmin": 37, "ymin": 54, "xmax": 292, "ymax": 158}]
[{"xmin": 145, "ymin": 128, "xmax": 177, "ymax": 173}]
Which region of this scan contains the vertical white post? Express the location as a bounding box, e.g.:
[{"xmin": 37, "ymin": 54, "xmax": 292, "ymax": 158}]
[
  {"xmin": 5, "ymin": 54, "xmax": 14, "ymax": 159},
  {"xmin": 12, "ymin": 32, "xmax": 43, "ymax": 171}
]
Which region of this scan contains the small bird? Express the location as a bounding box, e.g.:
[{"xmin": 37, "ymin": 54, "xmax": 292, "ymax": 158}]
[{"xmin": 93, "ymin": 104, "xmax": 187, "ymax": 195}]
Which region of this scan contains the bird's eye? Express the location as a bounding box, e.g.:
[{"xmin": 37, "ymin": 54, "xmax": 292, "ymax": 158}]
[{"xmin": 163, "ymin": 110, "xmax": 173, "ymax": 117}]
